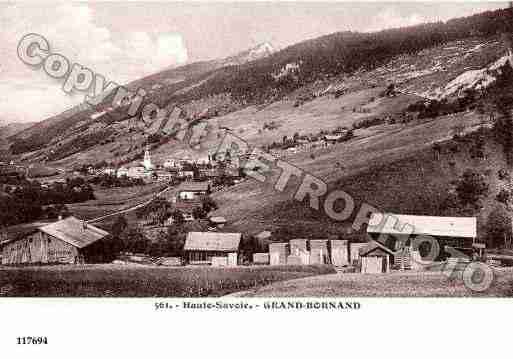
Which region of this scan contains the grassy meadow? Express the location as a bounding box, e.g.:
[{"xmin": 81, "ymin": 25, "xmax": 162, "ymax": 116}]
[
  {"xmin": 0, "ymin": 264, "xmax": 335, "ymax": 297},
  {"xmin": 234, "ymin": 267, "xmax": 513, "ymax": 297}
]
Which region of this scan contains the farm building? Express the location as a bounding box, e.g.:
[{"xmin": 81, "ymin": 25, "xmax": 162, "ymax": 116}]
[
  {"xmin": 183, "ymin": 232, "xmax": 241, "ymax": 266},
  {"xmin": 367, "ymin": 213, "xmax": 477, "ymax": 266},
  {"xmin": 176, "ymin": 181, "xmax": 210, "ymax": 201},
  {"xmin": 359, "ymin": 241, "xmax": 395, "ymax": 274},
  {"xmin": 0, "ymin": 217, "xmax": 110, "ymax": 265}
]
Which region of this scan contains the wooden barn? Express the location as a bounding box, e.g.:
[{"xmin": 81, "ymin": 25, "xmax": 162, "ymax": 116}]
[
  {"xmin": 183, "ymin": 232, "xmax": 241, "ymax": 266},
  {"xmin": 0, "ymin": 217, "xmax": 110, "ymax": 265},
  {"xmin": 367, "ymin": 213, "xmax": 477, "ymax": 267}
]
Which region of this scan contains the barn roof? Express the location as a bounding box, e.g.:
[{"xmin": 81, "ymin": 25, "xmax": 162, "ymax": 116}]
[
  {"xmin": 177, "ymin": 181, "xmax": 210, "ymax": 192},
  {"xmin": 40, "ymin": 217, "xmax": 109, "ymax": 249},
  {"xmin": 0, "ymin": 221, "xmax": 53, "ymax": 247},
  {"xmin": 367, "ymin": 213, "xmax": 476, "ymax": 238},
  {"xmin": 184, "ymin": 232, "xmax": 241, "ymax": 252}
]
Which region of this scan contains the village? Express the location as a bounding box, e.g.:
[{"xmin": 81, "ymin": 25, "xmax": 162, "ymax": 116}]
[{"xmin": 0, "ymin": 143, "xmax": 496, "ymax": 277}]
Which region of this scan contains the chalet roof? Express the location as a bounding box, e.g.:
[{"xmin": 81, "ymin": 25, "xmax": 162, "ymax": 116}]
[
  {"xmin": 367, "ymin": 213, "xmax": 476, "ymax": 239},
  {"xmin": 177, "ymin": 181, "xmax": 210, "ymax": 192},
  {"xmin": 184, "ymin": 232, "xmax": 241, "ymax": 252},
  {"xmin": 40, "ymin": 216, "xmax": 109, "ymax": 249}
]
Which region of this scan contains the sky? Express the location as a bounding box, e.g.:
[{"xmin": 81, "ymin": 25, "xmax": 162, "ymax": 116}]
[{"xmin": 0, "ymin": 1, "xmax": 507, "ymax": 125}]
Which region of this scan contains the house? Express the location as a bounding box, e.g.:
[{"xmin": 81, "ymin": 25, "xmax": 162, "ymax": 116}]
[
  {"xmin": 178, "ymin": 170, "xmax": 194, "ymax": 179},
  {"xmin": 0, "ymin": 217, "xmax": 110, "ymax": 265},
  {"xmin": 154, "ymin": 170, "xmax": 175, "ymax": 181},
  {"xmin": 176, "ymin": 181, "xmax": 210, "ymax": 201},
  {"xmin": 127, "ymin": 166, "xmax": 149, "ymax": 179},
  {"xmin": 163, "ymin": 159, "xmax": 182, "ymax": 170},
  {"xmin": 359, "ymin": 241, "xmax": 395, "ymax": 274},
  {"xmin": 367, "ymin": 213, "xmax": 477, "ymax": 267},
  {"xmin": 323, "ymin": 134, "xmax": 342, "ymax": 144},
  {"xmin": 102, "ymin": 168, "xmax": 116, "ymax": 176},
  {"xmin": 116, "ymin": 167, "xmax": 129, "ymax": 178},
  {"xmin": 183, "ymin": 232, "xmax": 241, "ymax": 266},
  {"xmin": 209, "ymin": 216, "xmax": 227, "ymax": 229}
]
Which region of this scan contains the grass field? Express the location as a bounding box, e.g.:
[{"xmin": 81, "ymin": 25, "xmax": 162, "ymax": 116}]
[
  {"xmin": 233, "ymin": 268, "xmax": 513, "ymax": 297},
  {"xmin": 0, "ymin": 264, "xmax": 335, "ymax": 297},
  {"xmin": 67, "ymin": 182, "xmax": 168, "ymax": 220}
]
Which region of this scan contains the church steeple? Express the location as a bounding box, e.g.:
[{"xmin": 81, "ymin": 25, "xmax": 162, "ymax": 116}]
[{"xmin": 143, "ymin": 144, "xmax": 153, "ymax": 171}]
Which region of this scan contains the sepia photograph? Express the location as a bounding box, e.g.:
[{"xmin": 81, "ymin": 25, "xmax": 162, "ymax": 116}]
[{"xmin": 0, "ymin": 0, "xmax": 513, "ymax": 302}]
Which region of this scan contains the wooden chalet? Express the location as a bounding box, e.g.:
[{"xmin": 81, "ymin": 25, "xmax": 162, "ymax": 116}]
[
  {"xmin": 367, "ymin": 213, "xmax": 477, "ymax": 267},
  {"xmin": 183, "ymin": 232, "xmax": 241, "ymax": 266},
  {"xmin": 0, "ymin": 216, "xmax": 110, "ymax": 265}
]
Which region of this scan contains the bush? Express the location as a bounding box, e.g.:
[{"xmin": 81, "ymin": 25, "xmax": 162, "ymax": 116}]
[{"xmin": 454, "ymin": 169, "xmax": 489, "ymax": 207}]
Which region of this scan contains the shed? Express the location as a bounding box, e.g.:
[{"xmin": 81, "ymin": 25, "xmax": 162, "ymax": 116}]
[
  {"xmin": 1, "ymin": 217, "xmax": 110, "ymax": 265},
  {"xmin": 359, "ymin": 241, "xmax": 395, "ymax": 274},
  {"xmin": 183, "ymin": 232, "xmax": 241, "ymax": 266}
]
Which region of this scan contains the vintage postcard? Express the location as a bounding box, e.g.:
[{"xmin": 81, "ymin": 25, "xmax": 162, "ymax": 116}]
[{"xmin": 1, "ymin": 1, "xmax": 513, "ymax": 350}]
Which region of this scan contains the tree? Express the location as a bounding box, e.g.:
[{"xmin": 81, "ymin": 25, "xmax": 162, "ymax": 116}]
[
  {"xmin": 111, "ymin": 215, "xmax": 128, "ymax": 238},
  {"xmin": 486, "ymin": 205, "xmax": 512, "ymax": 248},
  {"xmin": 496, "ymin": 188, "xmax": 511, "ymax": 205},
  {"xmin": 171, "ymin": 209, "xmax": 185, "ymax": 226},
  {"xmin": 192, "ymin": 206, "xmax": 207, "ymax": 220},
  {"xmin": 202, "ymin": 197, "xmax": 218, "ymax": 213},
  {"xmin": 166, "ymin": 225, "xmax": 186, "ymax": 257},
  {"xmin": 455, "ymin": 169, "xmax": 489, "ymax": 207}
]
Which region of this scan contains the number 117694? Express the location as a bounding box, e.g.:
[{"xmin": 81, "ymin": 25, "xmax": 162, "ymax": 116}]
[{"xmin": 16, "ymin": 337, "xmax": 48, "ymax": 345}]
